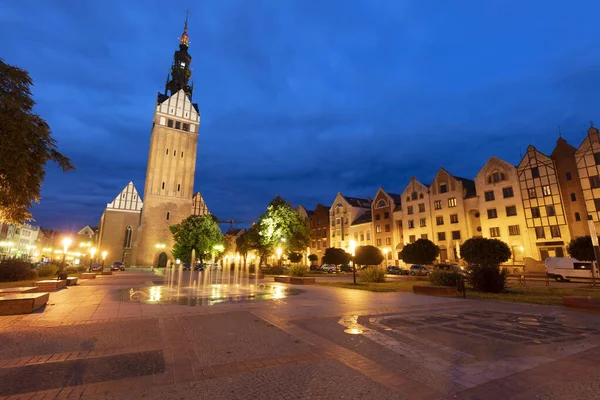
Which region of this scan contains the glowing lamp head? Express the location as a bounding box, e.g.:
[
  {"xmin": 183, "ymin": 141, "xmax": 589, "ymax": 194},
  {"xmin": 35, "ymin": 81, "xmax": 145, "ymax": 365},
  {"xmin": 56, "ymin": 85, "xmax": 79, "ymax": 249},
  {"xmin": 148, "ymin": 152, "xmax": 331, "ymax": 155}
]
[{"xmin": 101, "ymin": 250, "xmax": 107, "ymax": 260}]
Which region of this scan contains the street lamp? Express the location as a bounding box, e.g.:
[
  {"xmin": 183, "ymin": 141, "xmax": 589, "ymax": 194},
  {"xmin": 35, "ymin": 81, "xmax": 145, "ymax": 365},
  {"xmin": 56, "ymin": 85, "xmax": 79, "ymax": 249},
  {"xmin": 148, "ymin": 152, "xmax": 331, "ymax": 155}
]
[
  {"xmin": 62, "ymin": 237, "xmax": 72, "ymax": 263},
  {"xmin": 349, "ymin": 240, "xmax": 357, "ymax": 284},
  {"xmin": 89, "ymin": 247, "xmax": 97, "ymax": 271},
  {"xmin": 101, "ymin": 250, "xmax": 107, "ymax": 269},
  {"xmin": 382, "ymin": 248, "xmax": 389, "ymax": 265},
  {"xmin": 276, "ymin": 247, "xmax": 283, "ymax": 267}
]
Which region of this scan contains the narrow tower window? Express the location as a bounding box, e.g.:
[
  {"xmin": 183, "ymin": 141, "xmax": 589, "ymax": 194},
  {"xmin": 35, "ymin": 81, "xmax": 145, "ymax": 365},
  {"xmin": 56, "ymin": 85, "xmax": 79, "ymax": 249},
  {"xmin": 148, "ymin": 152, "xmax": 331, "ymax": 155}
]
[
  {"xmin": 123, "ymin": 226, "xmax": 132, "ymax": 249},
  {"xmin": 166, "ymin": 149, "xmax": 169, "ymax": 155},
  {"xmin": 162, "ymin": 182, "xmax": 165, "ymax": 190},
  {"xmin": 177, "ymin": 184, "xmax": 181, "ymax": 192},
  {"xmin": 174, "ymin": 150, "xmax": 176, "ymax": 156},
  {"xmin": 166, "ymin": 212, "xmax": 170, "ymax": 220},
  {"xmin": 181, "ymin": 152, "xmax": 184, "ymax": 157}
]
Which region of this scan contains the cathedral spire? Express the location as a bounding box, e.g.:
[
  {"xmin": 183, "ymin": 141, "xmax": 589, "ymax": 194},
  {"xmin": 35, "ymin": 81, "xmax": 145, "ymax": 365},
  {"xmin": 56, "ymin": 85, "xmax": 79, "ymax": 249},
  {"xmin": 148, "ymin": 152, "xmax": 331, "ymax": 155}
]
[{"xmin": 164, "ymin": 12, "xmax": 193, "ymax": 99}]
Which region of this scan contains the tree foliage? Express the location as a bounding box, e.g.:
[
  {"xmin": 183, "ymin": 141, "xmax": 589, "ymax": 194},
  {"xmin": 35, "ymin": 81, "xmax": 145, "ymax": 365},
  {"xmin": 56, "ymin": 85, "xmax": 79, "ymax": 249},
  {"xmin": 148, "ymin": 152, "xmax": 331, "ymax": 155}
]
[
  {"xmin": 251, "ymin": 196, "xmax": 310, "ymax": 265},
  {"xmin": 354, "ymin": 245, "xmax": 384, "ymax": 266},
  {"xmin": 400, "ymin": 239, "xmax": 439, "ymax": 265},
  {"xmin": 169, "ymin": 215, "xmax": 223, "ymax": 263},
  {"xmin": 308, "ymin": 254, "xmax": 319, "ymax": 263},
  {"xmin": 322, "ymin": 247, "xmax": 351, "ymax": 265},
  {"xmin": 288, "ymin": 252, "xmax": 303, "ymax": 263},
  {"xmin": 460, "ymin": 237, "xmax": 511, "ymax": 267},
  {"xmin": 235, "ymin": 230, "xmax": 251, "ymax": 267},
  {"xmin": 0, "ymin": 60, "xmax": 74, "ymax": 223},
  {"xmin": 567, "ymin": 236, "xmax": 597, "ymax": 261}
]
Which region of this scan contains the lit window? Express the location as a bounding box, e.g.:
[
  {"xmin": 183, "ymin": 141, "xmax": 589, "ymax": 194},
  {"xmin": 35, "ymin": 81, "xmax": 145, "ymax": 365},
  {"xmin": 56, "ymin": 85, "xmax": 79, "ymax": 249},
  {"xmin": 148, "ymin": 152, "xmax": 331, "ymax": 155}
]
[
  {"xmin": 542, "ymin": 185, "xmax": 552, "ymax": 196},
  {"xmin": 448, "ymin": 198, "xmax": 457, "ymax": 207},
  {"xmin": 376, "ymin": 238, "xmax": 382, "ymax": 246},
  {"xmin": 376, "ymin": 225, "xmax": 382, "ymax": 233},
  {"xmin": 434, "ymin": 200, "xmax": 442, "ymax": 210},
  {"xmin": 385, "ymin": 237, "xmax": 391, "ymax": 245}
]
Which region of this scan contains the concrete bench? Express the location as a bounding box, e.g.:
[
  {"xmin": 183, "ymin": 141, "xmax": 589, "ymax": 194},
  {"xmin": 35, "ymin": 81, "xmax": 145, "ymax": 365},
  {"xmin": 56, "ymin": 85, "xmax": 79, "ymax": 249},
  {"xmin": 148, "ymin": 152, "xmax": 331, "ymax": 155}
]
[
  {"xmin": 34, "ymin": 280, "xmax": 66, "ymax": 292},
  {"xmin": 273, "ymin": 276, "xmax": 315, "ymax": 285},
  {"xmin": 0, "ymin": 293, "xmax": 49, "ymax": 315},
  {"xmin": 413, "ymin": 285, "xmax": 459, "ymax": 297},
  {"xmin": 0, "ymin": 287, "xmax": 37, "ymax": 297},
  {"xmin": 80, "ymin": 273, "xmax": 97, "ymax": 279},
  {"xmin": 101, "ymin": 271, "xmax": 113, "ymax": 275},
  {"xmin": 563, "ymin": 296, "xmax": 600, "ymax": 312},
  {"xmin": 66, "ymin": 277, "xmax": 78, "ymax": 286}
]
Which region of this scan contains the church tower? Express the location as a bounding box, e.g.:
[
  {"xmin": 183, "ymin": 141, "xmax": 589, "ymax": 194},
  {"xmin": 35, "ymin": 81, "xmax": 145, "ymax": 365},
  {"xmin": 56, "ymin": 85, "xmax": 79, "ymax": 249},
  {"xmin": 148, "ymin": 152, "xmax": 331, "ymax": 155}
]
[{"xmin": 133, "ymin": 17, "xmax": 200, "ymax": 267}]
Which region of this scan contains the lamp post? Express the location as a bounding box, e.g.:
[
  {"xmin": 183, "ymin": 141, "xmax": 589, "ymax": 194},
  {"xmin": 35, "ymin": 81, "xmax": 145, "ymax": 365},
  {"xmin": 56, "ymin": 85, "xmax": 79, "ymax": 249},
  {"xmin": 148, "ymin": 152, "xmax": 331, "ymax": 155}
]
[
  {"xmin": 101, "ymin": 251, "xmax": 107, "ymax": 270},
  {"xmin": 89, "ymin": 247, "xmax": 97, "ymax": 271},
  {"xmin": 382, "ymin": 248, "xmax": 389, "ymax": 267},
  {"xmin": 276, "ymin": 247, "xmax": 283, "ymax": 267},
  {"xmin": 62, "ymin": 237, "xmax": 72, "ymax": 264},
  {"xmin": 350, "ymin": 240, "xmax": 357, "ymax": 285}
]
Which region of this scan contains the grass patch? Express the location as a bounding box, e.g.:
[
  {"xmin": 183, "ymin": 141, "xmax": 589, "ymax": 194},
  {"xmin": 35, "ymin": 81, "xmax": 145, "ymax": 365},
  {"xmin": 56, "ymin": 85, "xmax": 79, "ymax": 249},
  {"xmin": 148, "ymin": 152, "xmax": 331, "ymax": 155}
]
[
  {"xmin": 466, "ymin": 285, "xmax": 600, "ymax": 305},
  {"xmin": 316, "ymin": 280, "xmax": 423, "ymax": 292}
]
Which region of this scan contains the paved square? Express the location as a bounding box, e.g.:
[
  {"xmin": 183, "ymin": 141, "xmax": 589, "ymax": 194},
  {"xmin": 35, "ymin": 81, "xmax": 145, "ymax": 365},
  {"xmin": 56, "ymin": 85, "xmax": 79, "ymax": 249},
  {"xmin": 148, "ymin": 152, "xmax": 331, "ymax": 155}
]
[{"xmin": 0, "ymin": 270, "xmax": 599, "ymax": 399}]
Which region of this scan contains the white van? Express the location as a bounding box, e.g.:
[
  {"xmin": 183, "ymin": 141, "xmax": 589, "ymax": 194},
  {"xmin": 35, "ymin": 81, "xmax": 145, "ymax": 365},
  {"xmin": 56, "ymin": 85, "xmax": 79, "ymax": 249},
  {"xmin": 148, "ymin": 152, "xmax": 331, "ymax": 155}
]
[{"xmin": 545, "ymin": 257, "xmax": 600, "ymax": 282}]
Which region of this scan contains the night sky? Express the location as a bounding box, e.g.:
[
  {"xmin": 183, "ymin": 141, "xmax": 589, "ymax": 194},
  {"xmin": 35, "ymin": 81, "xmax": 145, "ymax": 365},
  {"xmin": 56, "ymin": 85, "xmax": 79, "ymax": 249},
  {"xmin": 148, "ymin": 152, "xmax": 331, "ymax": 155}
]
[{"xmin": 2, "ymin": 1, "xmax": 600, "ymax": 231}]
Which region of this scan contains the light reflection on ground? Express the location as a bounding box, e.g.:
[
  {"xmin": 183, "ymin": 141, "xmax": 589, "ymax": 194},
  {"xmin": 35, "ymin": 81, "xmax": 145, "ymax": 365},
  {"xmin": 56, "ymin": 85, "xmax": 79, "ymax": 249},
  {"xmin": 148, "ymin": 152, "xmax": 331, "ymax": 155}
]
[{"xmin": 122, "ymin": 284, "xmax": 301, "ymax": 306}]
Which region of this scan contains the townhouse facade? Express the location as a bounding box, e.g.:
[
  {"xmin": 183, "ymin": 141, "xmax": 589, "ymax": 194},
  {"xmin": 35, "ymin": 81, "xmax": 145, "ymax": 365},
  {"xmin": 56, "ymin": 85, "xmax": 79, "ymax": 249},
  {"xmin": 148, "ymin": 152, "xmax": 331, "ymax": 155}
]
[
  {"xmin": 371, "ymin": 189, "xmax": 402, "ymax": 264},
  {"xmin": 306, "ymin": 204, "xmax": 331, "ymax": 262},
  {"xmin": 329, "ymin": 193, "xmax": 372, "ymax": 254},
  {"xmin": 575, "ymin": 126, "xmax": 600, "ymax": 233}
]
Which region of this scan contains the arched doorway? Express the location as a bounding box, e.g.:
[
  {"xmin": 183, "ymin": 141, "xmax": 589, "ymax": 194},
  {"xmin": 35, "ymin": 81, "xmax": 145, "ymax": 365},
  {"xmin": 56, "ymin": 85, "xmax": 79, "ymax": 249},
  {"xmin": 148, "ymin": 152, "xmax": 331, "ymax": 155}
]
[{"xmin": 157, "ymin": 252, "xmax": 168, "ymax": 268}]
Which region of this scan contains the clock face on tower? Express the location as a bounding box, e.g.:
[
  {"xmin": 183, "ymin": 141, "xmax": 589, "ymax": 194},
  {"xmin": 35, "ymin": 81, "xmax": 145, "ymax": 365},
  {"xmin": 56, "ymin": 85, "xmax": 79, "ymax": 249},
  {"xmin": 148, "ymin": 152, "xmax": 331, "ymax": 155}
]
[{"xmin": 180, "ymin": 61, "xmax": 186, "ymax": 68}]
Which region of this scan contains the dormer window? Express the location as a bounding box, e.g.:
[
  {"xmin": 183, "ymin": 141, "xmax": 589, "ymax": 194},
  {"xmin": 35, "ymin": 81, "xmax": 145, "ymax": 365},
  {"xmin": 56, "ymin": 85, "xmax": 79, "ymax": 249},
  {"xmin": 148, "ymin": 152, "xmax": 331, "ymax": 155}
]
[
  {"xmin": 377, "ymin": 200, "xmax": 387, "ymax": 207},
  {"xmin": 440, "ymin": 183, "xmax": 447, "ymax": 193}
]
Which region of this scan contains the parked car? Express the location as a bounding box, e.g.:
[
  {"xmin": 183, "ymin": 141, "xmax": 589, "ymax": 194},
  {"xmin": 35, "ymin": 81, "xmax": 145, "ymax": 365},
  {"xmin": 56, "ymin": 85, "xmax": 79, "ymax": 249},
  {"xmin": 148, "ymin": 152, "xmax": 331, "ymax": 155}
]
[
  {"xmin": 320, "ymin": 264, "xmax": 337, "ymax": 273},
  {"xmin": 111, "ymin": 261, "xmax": 125, "ymax": 271},
  {"xmin": 435, "ymin": 264, "xmax": 466, "ymax": 276},
  {"xmin": 90, "ymin": 263, "xmax": 103, "ymax": 272},
  {"xmin": 309, "ymin": 264, "xmax": 320, "ymax": 271},
  {"xmin": 340, "ymin": 264, "xmax": 354, "ymax": 272},
  {"xmin": 194, "ymin": 263, "xmax": 205, "ymax": 271},
  {"xmin": 387, "ymin": 266, "xmax": 409, "ymax": 275},
  {"xmin": 545, "ymin": 257, "xmax": 600, "ymax": 282},
  {"xmin": 409, "ymin": 265, "xmax": 430, "ymax": 276}
]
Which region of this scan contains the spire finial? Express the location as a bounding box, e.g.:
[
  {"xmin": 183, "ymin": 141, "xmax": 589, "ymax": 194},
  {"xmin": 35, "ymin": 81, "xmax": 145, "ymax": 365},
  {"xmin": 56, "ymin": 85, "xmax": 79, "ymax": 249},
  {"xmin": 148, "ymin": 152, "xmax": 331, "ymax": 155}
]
[
  {"xmin": 180, "ymin": 10, "xmax": 190, "ymax": 47},
  {"xmin": 557, "ymin": 124, "xmax": 562, "ymax": 138},
  {"xmin": 591, "ymin": 120, "xmax": 595, "ymax": 128}
]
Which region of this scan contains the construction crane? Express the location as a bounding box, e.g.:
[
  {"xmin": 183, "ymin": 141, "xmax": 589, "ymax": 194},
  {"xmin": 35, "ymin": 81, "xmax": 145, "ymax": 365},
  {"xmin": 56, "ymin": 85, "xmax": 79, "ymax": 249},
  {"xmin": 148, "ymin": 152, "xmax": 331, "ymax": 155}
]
[{"xmin": 217, "ymin": 218, "xmax": 253, "ymax": 232}]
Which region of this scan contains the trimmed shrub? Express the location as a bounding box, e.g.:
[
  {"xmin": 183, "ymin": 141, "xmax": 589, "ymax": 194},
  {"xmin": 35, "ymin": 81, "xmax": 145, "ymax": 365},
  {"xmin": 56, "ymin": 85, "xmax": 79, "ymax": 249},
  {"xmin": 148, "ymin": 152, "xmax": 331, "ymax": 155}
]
[
  {"xmin": 430, "ymin": 270, "xmax": 462, "ymax": 287},
  {"xmin": 467, "ymin": 265, "xmax": 507, "ymax": 293},
  {"xmin": 0, "ymin": 260, "xmax": 35, "ymax": 282},
  {"xmin": 37, "ymin": 263, "xmax": 59, "ymax": 278},
  {"xmin": 262, "ymin": 266, "xmax": 284, "ymax": 275},
  {"xmin": 288, "ymin": 264, "xmax": 307, "ymax": 277},
  {"xmin": 359, "ymin": 267, "xmax": 386, "ymax": 283},
  {"xmin": 64, "ymin": 266, "xmax": 79, "ymax": 275},
  {"xmin": 77, "ymin": 265, "xmax": 88, "ymax": 273}
]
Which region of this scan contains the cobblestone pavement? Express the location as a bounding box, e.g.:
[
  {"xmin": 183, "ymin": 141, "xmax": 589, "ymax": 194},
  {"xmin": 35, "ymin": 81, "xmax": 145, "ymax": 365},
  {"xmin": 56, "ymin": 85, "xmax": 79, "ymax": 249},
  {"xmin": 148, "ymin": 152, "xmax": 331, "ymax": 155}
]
[{"xmin": 0, "ymin": 270, "xmax": 599, "ymax": 399}]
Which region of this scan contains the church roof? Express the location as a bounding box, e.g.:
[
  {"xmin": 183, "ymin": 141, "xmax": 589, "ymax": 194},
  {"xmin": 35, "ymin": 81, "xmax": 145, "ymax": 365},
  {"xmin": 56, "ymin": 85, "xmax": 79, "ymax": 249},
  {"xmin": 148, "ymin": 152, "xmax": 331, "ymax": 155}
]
[{"xmin": 106, "ymin": 181, "xmax": 143, "ymax": 212}]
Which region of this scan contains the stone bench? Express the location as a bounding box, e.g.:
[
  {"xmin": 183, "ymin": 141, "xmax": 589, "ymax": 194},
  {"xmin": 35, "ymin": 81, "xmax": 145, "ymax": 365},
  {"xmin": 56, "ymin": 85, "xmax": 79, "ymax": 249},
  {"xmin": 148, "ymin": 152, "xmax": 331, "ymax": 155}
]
[
  {"xmin": 413, "ymin": 285, "xmax": 459, "ymax": 297},
  {"xmin": 0, "ymin": 293, "xmax": 49, "ymax": 315},
  {"xmin": 101, "ymin": 271, "xmax": 113, "ymax": 275},
  {"xmin": 563, "ymin": 296, "xmax": 600, "ymax": 312},
  {"xmin": 34, "ymin": 280, "xmax": 66, "ymax": 292},
  {"xmin": 80, "ymin": 273, "xmax": 97, "ymax": 279},
  {"xmin": 273, "ymin": 276, "xmax": 315, "ymax": 285},
  {"xmin": 66, "ymin": 277, "xmax": 78, "ymax": 286},
  {"xmin": 0, "ymin": 287, "xmax": 37, "ymax": 297}
]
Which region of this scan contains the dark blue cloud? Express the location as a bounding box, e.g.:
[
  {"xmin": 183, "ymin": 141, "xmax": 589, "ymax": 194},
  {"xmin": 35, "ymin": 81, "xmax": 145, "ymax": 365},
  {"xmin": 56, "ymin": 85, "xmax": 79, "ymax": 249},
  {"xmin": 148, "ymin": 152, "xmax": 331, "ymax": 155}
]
[{"xmin": 2, "ymin": 0, "xmax": 600, "ymax": 229}]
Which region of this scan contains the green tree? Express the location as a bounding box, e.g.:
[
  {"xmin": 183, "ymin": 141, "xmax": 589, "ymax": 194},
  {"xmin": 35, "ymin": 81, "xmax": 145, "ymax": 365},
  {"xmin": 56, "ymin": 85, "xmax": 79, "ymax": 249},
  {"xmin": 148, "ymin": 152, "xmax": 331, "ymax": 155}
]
[
  {"xmin": 567, "ymin": 236, "xmax": 597, "ymax": 261},
  {"xmin": 169, "ymin": 215, "xmax": 223, "ymax": 264},
  {"xmin": 288, "ymin": 252, "xmax": 303, "ymax": 264},
  {"xmin": 253, "ymin": 196, "xmax": 310, "ymax": 264},
  {"xmin": 235, "ymin": 230, "xmax": 251, "ymax": 268},
  {"xmin": 460, "ymin": 237, "xmax": 511, "ymax": 293},
  {"xmin": 322, "ymin": 247, "xmax": 351, "ymax": 265},
  {"xmin": 354, "ymin": 245, "xmax": 384, "ymax": 266},
  {"xmin": 460, "ymin": 237, "xmax": 511, "ymax": 267},
  {"xmin": 0, "ymin": 60, "xmax": 74, "ymax": 223},
  {"xmin": 308, "ymin": 254, "xmax": 318, "ymax": 264},
  {"xmin": 400, "ymin": 239, "xmax": 440, "ymax": 265},
  {"xmin": 246, "ymin": 224, "xmax": 271, "ymax": 267}
]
